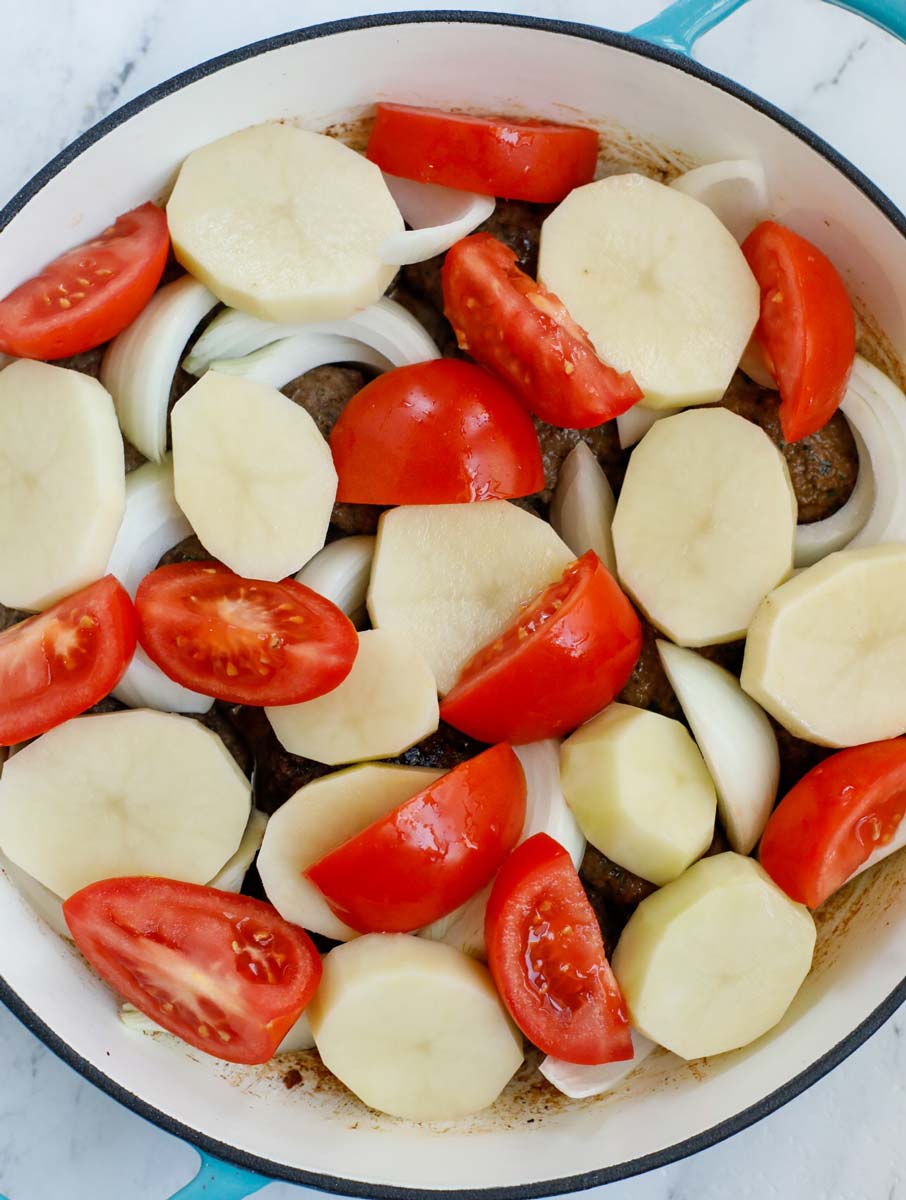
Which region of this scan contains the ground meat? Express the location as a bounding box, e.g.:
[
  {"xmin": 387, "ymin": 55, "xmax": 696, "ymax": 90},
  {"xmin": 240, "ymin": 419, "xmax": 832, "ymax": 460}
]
[
  {"xmin": 580, "ymin": 845, "xmax": 657, "ymax": 957},
  {"xmin": 330, "ymin": 502, "xmax": 384, "ymax": 537},
  {"xmin": 84, "ymin": 695, "xmax": 128, "ymax": 716},
  {"xmin": 720, "ymin": 374, "xmax": 858, "ymax": 523},
  {"xmin": 618, "ymin": 615, "xmax": 683, "ymax": 720},
  {"xmin": 772, "ymin": 719, "xmax": 835, "ymax": 797},
  {"xmin": 198, "ymin": 701, "xmax": 255, "ymax": 777},
  {"xmin": 387, "ymin": 722, "xmax": 487, "ymax": 771},
  {"xmin": 390, "ymin": 286, "xmax": 461, "ymax": 359},
  {"xmin": 157, "ymin": 534, "xmax": 211, "ymax": 568},
  {"xmin": 214, "ymin": 703, "xmax": 333, "ymax": 814},
  {"xmin": 534, "ymin": 419, "xmax": 625, "ymax": 505},
  {"xmin": 0, "ymin": 603, "xmax": 31, "ymax": 632},
  {"xmin": 54, "ymin": 346, "xmax": 106, "ymax": 379}
]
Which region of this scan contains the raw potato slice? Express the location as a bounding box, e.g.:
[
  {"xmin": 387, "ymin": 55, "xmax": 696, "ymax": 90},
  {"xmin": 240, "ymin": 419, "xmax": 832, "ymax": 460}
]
[
  {"xmin": 561, "ymin": 704, "xmax": 716, "ymax": 886},
  {"xmin": 539, "ymin": 174, "xmax": 759, "ymax": 408},
  {"xmin": 549, "ymin": 442, "xmax": 616, "ymax": 574},
  {"xmin": 612, "ymin": 853, "xmax": 816, "ymax": 1059},
  {"xmin": 171, "ymin": 371, "xmax": 337, "ymax": 579},
  {"xmin": 741, "ymin": 544, "xmax": 906, "ymax": 746},
  {"xmin": 308, "ymin": 934, "xmax": 523, "ymax": 1121},
  {"xmin": 167, "ymin": 124, "xmax": 403, "ymax": 322},
  {"xmin": 368, "ymin": 502, "xmax": 574, "ymax": 694},
  {"xmin": 612, "ymin": 409, "xmax": 796, "ymax": 646},
  {"xmin": 265, "ymin": 629, "xmax": 439, "ymax": 765},
  {"xmin": 0, "ymin": 360, "xmax": 125, "ymax": 610},
  {"xmin": 0, "ymin": 710, "xmax": 250, "ymax": 899},
  {"xmin": 257, "ymin": 765, "xmax": 442, "ymax": 941}
]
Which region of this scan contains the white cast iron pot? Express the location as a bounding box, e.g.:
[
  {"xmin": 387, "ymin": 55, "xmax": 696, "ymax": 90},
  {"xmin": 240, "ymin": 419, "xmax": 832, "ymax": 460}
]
[{"xmin": 1, "ymin": 4, "xmax": 906, "ymax": 1197}]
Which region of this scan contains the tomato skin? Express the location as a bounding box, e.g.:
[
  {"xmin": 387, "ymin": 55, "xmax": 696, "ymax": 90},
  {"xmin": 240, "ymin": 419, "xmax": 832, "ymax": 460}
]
[
  {"xmin": 442, "ymin": 234, "xmax": 643, "ymax": 429},
  {"xmin": 305, "ymin": 744, "xmax": 526, "ymax": 933},
  {"xmin": 366, "ymin": 104, "xmax": 598, "ymax": 203},
  {"xmin": 135, "ymin": 562, "xmax": 357, "ymax": 707},
  {"xmin": 441, "ymin": 552, "xmax": 642, "ymax": 745},
  {"xmin": 63, "ymin": 877, "xmax": 322, "ymax": 1065},
  {"xmin": 0, "ymin": 576, "xmax": 136, "ymax": 746},
  {"xmin": 759, "ymin": 739, "xmax": 906, "ymax": 909},
  {"xmin": 0, "ymin": 204, "xmax": 170, "ymax": 361},
  {"xmin": 330, "ymin": 359, "xmax": 544, "ymax": 504},
  {"xmin": 486, "ymin": 833, "xmax": 632, "ymax": 1065},
  {"xmin": 741, "ymin": 221, "xmax": 855, "ymax": 443}
]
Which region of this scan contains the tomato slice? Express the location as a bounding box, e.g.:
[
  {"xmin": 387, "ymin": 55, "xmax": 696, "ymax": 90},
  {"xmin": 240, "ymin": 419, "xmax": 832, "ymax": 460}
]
[
  {"xmin": 305, "ymin": 744, "xmax": 526, "ymax": 933},
  {"xmin": 366, "ymin": 104, "xmax": 598, "ymax": 203},
  {"xmin": 741, "ymin": 221, "xmax": 855, "ymax": 443},
  {"xmin": 0, "ymin": 203, "xmax": 170, "ymax": 361},
  {"xmin": 442, "ymin": 233, "xmax": 643, "ymax": 429},
  {"xmin": 759, "ymin": 739, "xmax": 906, "ymax": 909},
  {"xmin": 134, "ymin": 562, "xmax": 357, "ymax": 706},
  {"xmin": 441, "ymin": 552, "xmax": 642, "ymax": 744},
  {"xmin": 63, "ymin": 877, "xmax": 322, "ymax": 1065},
  {"xmin": 0, "ymin": 576, "xmax": 135, "ymax": 745},
  {"xmin": 486, "ymin": 833, "xmax": 632, "ymax": 1065},
  {"xmin": 330, "ymin": 359, "xmax": 544, "ymax": 504}
]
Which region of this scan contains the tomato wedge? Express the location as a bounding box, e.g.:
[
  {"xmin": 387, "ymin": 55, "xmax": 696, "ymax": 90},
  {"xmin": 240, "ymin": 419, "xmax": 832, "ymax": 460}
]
[
  {"xmin": 366, "ymin": 104, "xmax": 598, "ymax": 203},
  {"xmin": 0, "ymin": 576, "xmax": 135, "ymax": 746},
  {"xmin": 759, "ymin": 739, "xmax": 906, "ymax": 909},
  {"xmin": 135, "ymin": 562, "xmax": 357, "ymax": 706},
  {"xmin": 741, "ymin": 221, "xmax": 855, "ymax": 443},
  {"xmin": 305, "ymin": 744, "xmax": 526, "ymax": 933},
  {"xmin": 0, "ymin": 203, "xmax": 169, "ymax": 361},
  {"xmin": 330, "ymin": 359, "xmax": 544, "ymax": 504},
  {"xmin": 442, "ymin": 233, "xmax": 643, "ymax": 429},
  {"xmin": 441, "ymin": 552, "xmax": 642, "ymax": 744},
  {"xmin": 63, "ymin": 877, "xmax": 322, "ymax": 1065},
  {"xmin": 486, "ymin": 833, "xmax": 632, "ymax": 1065}
]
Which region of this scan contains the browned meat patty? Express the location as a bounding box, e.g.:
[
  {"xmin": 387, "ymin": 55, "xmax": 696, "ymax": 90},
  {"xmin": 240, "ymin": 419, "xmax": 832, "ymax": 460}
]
[
  {"xmin": 390, "ymin": 286, "xmax": 462, "ymax": 360},
  {"xmin": 618, "ymin": 614, "xmax": 683, "ymax": 720},
  {"xmin": 0, "ymin": 603, "xmax": 31, "ymax": 632},
  {"xmin": 157, "ymin": 533, "xmax": 211, "ymax": 568},
  {"xmin": 387, "ymin": 722, "xmax": 487, "ymax": 771},
  {"xmin": 199, "ymin": 701, "xmax": 254, "ymax": 777},
  {"xmin": 214, "ymin": 703, "xmax": 333, "ymax": 813},
  {"xmin": 579, "ymin": 845, "xmax": 657, "ymax": 958}
]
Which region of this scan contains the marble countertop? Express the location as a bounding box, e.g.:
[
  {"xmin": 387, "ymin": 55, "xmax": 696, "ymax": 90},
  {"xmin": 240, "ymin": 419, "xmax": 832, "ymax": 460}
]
[{"xmin": 1, "ymin": 1, "xmax": 905, "ymax": 1198}]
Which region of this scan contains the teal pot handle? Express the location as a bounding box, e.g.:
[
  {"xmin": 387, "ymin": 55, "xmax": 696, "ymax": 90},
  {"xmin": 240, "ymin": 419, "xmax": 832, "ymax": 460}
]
[{"xmin": 167, "ymin": 1150, "xmax": 270, "ymax": 1199}]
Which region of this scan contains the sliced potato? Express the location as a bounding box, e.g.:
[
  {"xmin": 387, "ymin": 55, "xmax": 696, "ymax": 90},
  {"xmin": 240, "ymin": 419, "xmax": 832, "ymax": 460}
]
[
  {"xmin": 612, "ymin": 852, "xmax": 816, "ymax": 1059},
  {"xmin": 308, "ymin": 934, "xmax": 523, "ymax": 1120},
  {"xmin": 612, "ymin": 408, "xmax": 796, "ymax": 645},
  {"xmin": 561, "ymin": 703, "xmax": 715, "ymax": 886},
  {"xmin": 368, "ymin": 502, "xmax": 574, "ymax": 694}
]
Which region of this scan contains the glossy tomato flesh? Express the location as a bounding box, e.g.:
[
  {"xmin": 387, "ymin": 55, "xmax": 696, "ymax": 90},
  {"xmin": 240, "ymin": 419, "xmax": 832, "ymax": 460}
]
[
  {"xmin": 134, "ymin": 562, "xmax": 357, "ymax": 706},
  {"xmin": 0, "ymin": 203, "xmax": 170, "ymax": 360},
  {"xmin": 441, "ymin": 552, "xmax": 642, "ymax": 744},
  {"xmin": 63, "ymin": 877, "xmax": 322, "ymax": 1064},
  {"xmin": 305, "ymin": 743, "xmax": 526, "ymax": 933},
  {"xmin": 486, "ymin": 833, "xmax": 632, "ymax": 1065}
]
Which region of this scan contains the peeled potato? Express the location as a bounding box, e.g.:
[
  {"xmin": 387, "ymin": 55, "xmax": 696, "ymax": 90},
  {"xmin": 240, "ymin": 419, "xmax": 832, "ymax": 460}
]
[{"xmin": 612, "ymin": 853, "xmax": 816, "ymax": 1060}]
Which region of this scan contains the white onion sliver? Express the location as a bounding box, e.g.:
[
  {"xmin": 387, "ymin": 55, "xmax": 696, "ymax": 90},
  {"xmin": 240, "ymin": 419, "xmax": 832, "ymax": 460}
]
[
  {"xmin": 540, "ymin": 1030, "xmax": 656, "ymax": 1099},
  {"xmin": 617, "ymin": 404, "xmax": 663, "ymax": 450},
  {"xmin": 107, "ymin": 458, "xmax": 190, "ymax": 597},
  {"xmin": 847, "ymin": 820, "xmax": 906, "ymax": 888},
  {"xmin": 738, "ymin": 337, "xmax": 777, "ymax": 389},
  {"xmin": 0, "ymin": 850, "xmax": 70, "ymax": 939},
  {"xmin": 209, "ymin": 809, "xmax": 268, "ymax": 893},
  {"xmin": 182, "ymin": 308, "xmax": 287, "ymax": 376},
  {"xmin": 380, "ymin": 173, "xmax": 495, "ymax": 266},
  {"xmin": 669, "ymin": 159, "xmax": 769, "ymax": 242},
  {"xmin": 657, "ymin": 640, "xmax": 779, "ymax": 855},
  {"xmin": 113, "ymin": 645, "xmax": 214, "ymax": 715},
  {"xmin": 845, "ymin": 356, "xmax": 906, "ymax": 549},
  {"xmin": 338, "ymin": 298, "xmax": 440, "ymax": 366},
  {"xmin": 550, "ymin": 443, "xmax": 616, "ymax": 574},
  {"xmin": 295, "ymin": 535, "xmax": 376, "ymax": 627},
  {"xmin": 210, "ymin": 334, "xmax": 391, "ymax": 389},
  {"xmin": 102, "ymin": 276, "xmax": 217, "ymax": 462},
  {"xmin": 277, "ymin": 1009, "xmax": 316, "ymax": 1053},
  {"xmin": 794, "ymin": 427, "xmax": 874, "ymax": 567}
]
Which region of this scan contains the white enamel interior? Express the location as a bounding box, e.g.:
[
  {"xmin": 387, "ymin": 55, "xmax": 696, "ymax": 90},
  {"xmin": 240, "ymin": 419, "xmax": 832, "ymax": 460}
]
[{"xmin": 1, "ymin": 17, "xmax": 905, "ymax": 1194}]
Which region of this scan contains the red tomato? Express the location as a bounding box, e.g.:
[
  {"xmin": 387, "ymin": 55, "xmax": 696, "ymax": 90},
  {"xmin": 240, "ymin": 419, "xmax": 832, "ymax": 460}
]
[
  {"xmin": 759, "ymin": 739, "xmax": 906, "ymax": 909},
  {"xmin": 135, "ymin": 562, "xmax": 357, "ymax": 707},
  {"xmin": 0, "ymin": 576, "xmax": 135, "ymax": 746},
  {"xmin": 63, "ymin": 877, "xmax": 322, "ymax": 1065},
  {"xmin": 741, "ymin": 221, "xmax": 855, "ymax": 443},
  {"xmin": 442, "ymin": 234, "xmax": 643, "ymax": 429},
  {"xmin": 366, "ymin": 104, "xmax": 598, "ymax": 203},
  {"xmin": 0, "ymin": 204, "xmax": 169, "ymax": 361},
  {"xmin": 330, "ymin": 359, "xmax": 544, "ymax": 504},
  {"xmin": 441, "ymin": 552, "xmax": 642, "ymax": 744},
  {"xmin": 305, "ymin": 744, "xmax": 526, "ymax": 933},
  {"xmin": 486, "ymin": 833, "xmax": 632, "ymax": 1065}
]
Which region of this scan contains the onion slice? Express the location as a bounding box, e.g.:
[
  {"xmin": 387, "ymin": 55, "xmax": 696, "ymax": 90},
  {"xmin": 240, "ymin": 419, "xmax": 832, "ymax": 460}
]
[
  {"xmin": 847, "ymin": 819, "xmax": 906, "ymax": 888},
  {"xmin": 657, "ymin": 640, "xmax": 779, "ymax": 855},
  {"xmin": 550, "ymin": 443, "xmax": 616, "ymax": 574},
  {"xmin": 843, "ymin": 356, "xmax": 906, "ymax": 548},
  {"xmin": 738, "ymin": 337, "xmax": 777, "ymax": 389},
  {"xmin": 617, "ymin": 404, "xmax": 663, "ymax": 450},
  {"xmin": 209, "ymin": 809, "xmax": 268, "ymax": 893},
  {"xmin": 295, "ymin": 535, "xmax": 376, "ymax": 628},
  {"xmin": 210, "ymin": 335, "xmax": 391, "ymax": 388},
  {"xmin": 0, "ymin": 849, "xmax": 70, "ymax": 939},
  {"xmin": 102, "ymin": 275, "xmax": 217, "ymax": 462},
  {"xmin": 112, "ymin": 646, "xmax": 213, "ymax": 715},
  {"xmin": 540, "ymin": 1030, "xmax": 656, "ymax": 1099},
  {"xmin": 669, "ymin": 159, "xmax": 769, "ymax": 242},
  {"xmin": 379, "ymin": 173, "xmax": 495, "ymax": 266}
]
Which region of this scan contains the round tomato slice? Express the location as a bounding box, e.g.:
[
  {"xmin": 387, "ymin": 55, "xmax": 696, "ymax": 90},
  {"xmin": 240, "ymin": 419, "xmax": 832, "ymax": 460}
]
[
  {"xmin": 135, "ymin": 562, "xmax": 357, "ymax": 706},
  {"xmin": 441, "ymin": 552, "xmax": 642, "ymax": 744},
  {"xmin": 442, "ymin": 233, "xmax": 643, "ymax": 429},
  {"xmin": 366, "ymin": 104, "xmax": 598, "ymax": 203},
  {"xmin": 741, "ymin": 221, "xmax": 855, "ymax": 443},
  {"xmin": 0, "ymin": 203, "xmax": 169, "ymax": 361},
  {"xmin": 0, "ymin": 576, "xmax": 135, "ymax": 746},
  {"xmin": 330, "ymin": 359, "xmax": 544, "ymax": 504},
  {"xmin": 486, "ymin": 833, "xmax": 632, "ymax": 1065},
  {"xmin": 63, "ymin": 877, "xmax": 322, "ymax": 1065},
  {"xmin": 305, "ymin": 744, "xmax": 526, "ymax": 933},
  {"xmin": 759, "ymin": 739, "xmax": 906, "ymax": 909}
]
